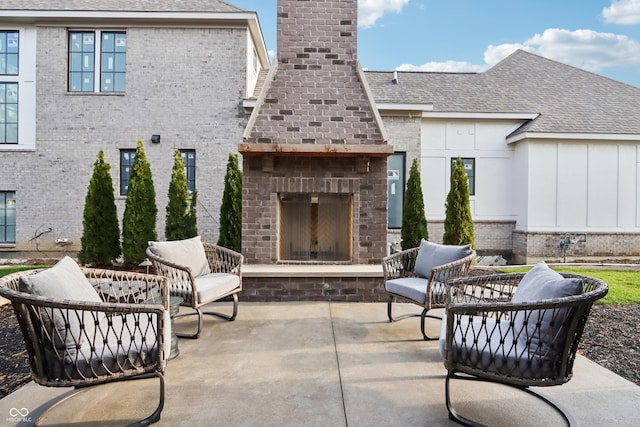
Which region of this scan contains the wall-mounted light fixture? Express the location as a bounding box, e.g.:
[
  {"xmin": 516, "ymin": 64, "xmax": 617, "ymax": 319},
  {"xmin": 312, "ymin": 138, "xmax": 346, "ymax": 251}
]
[{"xmin": 151, "ymin": 134, "xmax": 161, "ymax": 144}]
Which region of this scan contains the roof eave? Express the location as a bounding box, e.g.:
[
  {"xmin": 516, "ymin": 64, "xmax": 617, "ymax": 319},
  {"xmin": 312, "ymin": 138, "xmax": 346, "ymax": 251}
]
[{"xmin": 507, "ymin": 132, "xmax": 640, "ymax": 144}]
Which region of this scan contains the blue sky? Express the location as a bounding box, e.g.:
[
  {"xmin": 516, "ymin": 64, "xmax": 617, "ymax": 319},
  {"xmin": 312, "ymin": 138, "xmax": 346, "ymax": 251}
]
[{"xmin": 231, "ymin": 0, "xmax": 640, "ymax": 88}]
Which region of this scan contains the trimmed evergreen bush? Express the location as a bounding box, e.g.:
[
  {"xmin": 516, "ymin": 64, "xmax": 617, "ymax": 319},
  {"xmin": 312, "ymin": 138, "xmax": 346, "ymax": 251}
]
[
  {"xmin": 166, "ymin": 150, "xmax": 198, "ymax": 240},
  {"xmin": 218, "ymin": 152, "xmax": 242, "ymax": 252},
  {"xmin": 186, "ymin": 189, "xmax": 198, "ymax": 239},
  {"xmin": 401, "ymin": 158, "xmax": 428, "ymax": 249},
  {"xmin": 122, "ymin": 140, "xmax": 158, "ymax": 268},
  {"xmin": 443, "ymin": 157, "xmax": 475, "ymax": 248},
  {"xmin": 78, "ymin": 150, "xmax": 121, "ymax": 267}
]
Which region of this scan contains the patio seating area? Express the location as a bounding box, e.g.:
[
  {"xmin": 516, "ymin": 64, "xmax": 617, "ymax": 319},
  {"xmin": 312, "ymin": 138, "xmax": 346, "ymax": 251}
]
[{"xmin": 1, "ymin": 300, "xmax": 638, "ymax": 426}]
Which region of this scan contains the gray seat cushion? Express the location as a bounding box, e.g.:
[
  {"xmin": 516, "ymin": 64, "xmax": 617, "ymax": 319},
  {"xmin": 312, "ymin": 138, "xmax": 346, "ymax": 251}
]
[
  {"xmin": 385, "ymin": 277, "xmax": 446, "ymax": 305},
  {"xmin": 195, "ymin": 273, "xmax": 240, "ymax": 302},
  {"xmin": 439, "ymin": 316, "xmax": 558, "ymax": 380},
  {"xmin": 48, "ymin": 311, "xmax": 168, "ymax": 381},
  {"xmin": 413, "ymin": 239, "xmax": 471, "ymax": 279}
]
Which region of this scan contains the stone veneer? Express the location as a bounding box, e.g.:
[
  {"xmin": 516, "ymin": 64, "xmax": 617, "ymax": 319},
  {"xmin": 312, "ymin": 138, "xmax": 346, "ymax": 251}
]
[{"xmin": 241, "ymin": 0, "xmax": 391, "ymax": 264}]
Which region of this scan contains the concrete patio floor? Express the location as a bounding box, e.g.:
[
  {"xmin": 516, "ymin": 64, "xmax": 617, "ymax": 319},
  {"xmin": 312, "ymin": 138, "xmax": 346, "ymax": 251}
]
[{"xmin": 1, "ymin": 301, "xmax": 639, "ymax": 426}]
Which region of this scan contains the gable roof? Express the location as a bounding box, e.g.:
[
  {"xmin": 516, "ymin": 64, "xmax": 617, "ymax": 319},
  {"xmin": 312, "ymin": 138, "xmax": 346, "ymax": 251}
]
[
  {"xmin": 365, "ymin": 50, "xmax": 640, "ymax": 136},
  {"xmin": 0, "ymin": 0, "xmax": 244, "ymax": 13}
]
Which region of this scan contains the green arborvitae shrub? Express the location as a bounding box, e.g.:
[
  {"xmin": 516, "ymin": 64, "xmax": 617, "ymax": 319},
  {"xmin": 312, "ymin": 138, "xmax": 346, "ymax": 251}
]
[
  {"xmin": 78, "ymin": 150, "xmax": 121, "ymax": 267},
  {"xmin": 217, "ymin": 152, "xmax": 242, "ymax": 252},
  {"xmin": 186, "ymin": 189, "xmax": 198, "ymax": 239},
  {"xmin": 122, "ymin": 140, "xmax": 158, "ymax": 268},
  {"xmin": 443, "ymin": 157, "xmax": 475, "ymax": 248},
  {"xmin": 401, "ymin": 158, "xmax": 428, "ymax": 249},
  {"xmin": 165, "ymin": 150, "xmax": 198, "ymax": 240}
]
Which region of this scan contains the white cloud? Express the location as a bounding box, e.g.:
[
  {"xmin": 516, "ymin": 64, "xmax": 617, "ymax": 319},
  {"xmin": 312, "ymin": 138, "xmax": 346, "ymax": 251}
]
[
  {"xmin": 488, "ymin": 28, "xmax": 640, "ymax": 72},
  {"xmin": 396, "ymin": 60, "xmax": 485, "ymax": 73},
  {"xmin": 603, "ymin": 0, "xmax": 640, "ymax": 25},
  {"xmin": 358, "ymin": 0, "xmax": 410, "ymax": 28},
  {"xmin": 398, "ymin": 28, "xmax": 640, "ymax": 75}
]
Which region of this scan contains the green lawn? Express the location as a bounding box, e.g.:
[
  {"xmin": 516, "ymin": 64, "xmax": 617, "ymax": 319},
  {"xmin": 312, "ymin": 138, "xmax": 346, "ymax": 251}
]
[
  {"xmin": 496, "ymin": 266, "xmax": 640, "ymax": 305},
  {"xmin": 0, "ymin": 265, "xmax": 47, "ymax": 278}
]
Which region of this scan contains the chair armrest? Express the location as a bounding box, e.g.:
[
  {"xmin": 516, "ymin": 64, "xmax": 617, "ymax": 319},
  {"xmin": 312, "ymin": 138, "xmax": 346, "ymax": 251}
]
[
  {"xmin": 382, "ymin": 247, "xmax": 420, "ymax": 281},
  {"xmin": 429, "ymin": 250, "xmax": 476, "ymax": 284},
  {"xmin": 146, "ymin": 246, "xmax": 197, "ymax": 294},
  {"xmin": 202, "ymin": 243, "xmax": 244, "ymax": 276},
  {"xmin": 84, "ymin": 268, "xmax": 170, "ymax": 309},
  {"xmin": 446, "ymin": 272, "xmax": 522, "ymax": 305}
]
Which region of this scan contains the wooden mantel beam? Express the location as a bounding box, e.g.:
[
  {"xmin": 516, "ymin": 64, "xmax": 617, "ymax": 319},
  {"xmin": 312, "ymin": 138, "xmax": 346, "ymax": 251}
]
[{"xmin": 238, "ymin": 143, "xmax": 394, "ymax": 157}]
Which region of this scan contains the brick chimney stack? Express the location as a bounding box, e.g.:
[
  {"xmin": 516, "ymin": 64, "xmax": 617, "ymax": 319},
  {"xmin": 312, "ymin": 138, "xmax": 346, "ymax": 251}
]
[{"xmin": 240, "ymin": 0, "xmax": 392, "ymax": 265}]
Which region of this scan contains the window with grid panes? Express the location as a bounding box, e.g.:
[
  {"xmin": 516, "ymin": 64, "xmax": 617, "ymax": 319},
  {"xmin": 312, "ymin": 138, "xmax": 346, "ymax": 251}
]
[{"xmin": 69, "ymin": 31, "xmax": 126, "ymax": 92}]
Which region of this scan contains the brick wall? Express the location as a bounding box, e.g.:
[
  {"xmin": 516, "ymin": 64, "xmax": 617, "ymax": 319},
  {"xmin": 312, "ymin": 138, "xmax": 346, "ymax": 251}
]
[
  {"xmin": 242, "ymin": 156, "xmax": 388, "ymax": 264},
  {"xmin": 242, "ymin": 276, "xmax": 386, "ymax": 302},
  {"xmin": 513, "ymin": 231, "xmax": 640, "ymax": 264},
  {"xmin": 242, "ymin": 0, "xmax": 389, "ymax": 265},
  {"xmin": 0, "ymin": 26, "xmax": 248, "ymax": 254}
]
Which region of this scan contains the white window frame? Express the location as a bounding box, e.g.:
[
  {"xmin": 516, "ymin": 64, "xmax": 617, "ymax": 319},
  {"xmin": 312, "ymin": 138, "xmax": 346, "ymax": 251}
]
[{"xmin": 0, "ymin": 27, "xmax": 36, "ymax": 150}]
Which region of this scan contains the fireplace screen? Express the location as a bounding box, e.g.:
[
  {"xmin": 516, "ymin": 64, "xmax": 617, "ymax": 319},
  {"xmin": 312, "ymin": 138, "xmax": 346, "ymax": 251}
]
[{"xmin": 279, "ymin": 193, "xmax": 352, "ymax": 261}]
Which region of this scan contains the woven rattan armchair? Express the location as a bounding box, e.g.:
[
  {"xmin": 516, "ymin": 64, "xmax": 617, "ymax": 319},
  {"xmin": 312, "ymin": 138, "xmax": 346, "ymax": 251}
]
[
  {"xmin": 0, "ymin": 262, "xmax": 170, "ymax": 426},
  {"xmin": 440, "ymin": 265, "xmax": 608, "ymax": 426},
  {"xmin": 146, "ymin": 236, "xmax": 243, "ymax": 339},
  {"xmin": 382, "ymin": 240, "xmax": 475, "ymax": 340}
]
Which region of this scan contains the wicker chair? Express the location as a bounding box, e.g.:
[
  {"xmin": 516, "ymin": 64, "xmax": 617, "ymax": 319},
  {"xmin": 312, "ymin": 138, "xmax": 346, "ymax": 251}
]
[
  {"xmin": 146, "ymin": 236, "xmax": 243, "ymax": 339},
  {"xmin": 382, "ymin": 241, "xmax": 475, "ymax": 340},
  {"xmin": 440, "ymin": 267, "xmax": 608, "ymax": 426},
  {"xmin": 0, "ymin": 263, "xmax": 169, "ymax": 426}
]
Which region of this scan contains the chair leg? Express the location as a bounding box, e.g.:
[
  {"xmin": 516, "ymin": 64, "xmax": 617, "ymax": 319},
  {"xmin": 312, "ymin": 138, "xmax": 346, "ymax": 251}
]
[
  {"xmin": 203, "ymin": 293, "xmax": 239, "ymax": 321},
  {"xmin": 445, "ymin": 371, "xmax": 485, "ymax": 427},
  {"xmin": 445, "ymin": 370, "xmax": 578, "ymax": 427},
  {"xmin": 35, "ymin": 372, "xmax": 164, "ymax": 426},
  {"xmin": 387, "ymin": 295, "xmax": 422, "ymax": 322},
  {"xmin": 420, "ymin": 308, "xmax": 442, "ymax": 341},
  {"xmin": 175, "ymin": 294, "xmax": 239, "ymax": 339},
  {"xmin": 174, "ymin": 308, "xmax": 203, "ymax": 339},
  {"xmin": 134, "ymin": 372, "xmax": 165, "ymax": 427}
]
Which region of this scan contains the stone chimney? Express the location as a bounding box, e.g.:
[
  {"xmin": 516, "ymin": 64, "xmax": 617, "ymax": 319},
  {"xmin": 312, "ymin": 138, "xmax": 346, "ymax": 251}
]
[{"xmin": 240, "ymin": 0, "xmax": 392, "ymax": 264}]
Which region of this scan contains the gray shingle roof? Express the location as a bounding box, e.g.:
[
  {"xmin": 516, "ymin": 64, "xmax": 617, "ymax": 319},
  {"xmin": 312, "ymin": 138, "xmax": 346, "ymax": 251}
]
[
  {"xmin": 0, "ymin": 0, "xmax": 245, "ymax": 13},
  {"xmin": 365, "ymin": 50, "xmax": 640, "ymax": 135}
]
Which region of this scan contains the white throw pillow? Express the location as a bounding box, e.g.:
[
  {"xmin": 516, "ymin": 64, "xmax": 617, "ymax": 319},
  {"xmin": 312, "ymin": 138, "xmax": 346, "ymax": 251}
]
[
  {"xmin": 19, "ymin": 256, "xmax": 102, "ymax": 354},
  {"xmin": 148, "ymin": 235, "xmax": 211, "ymax": 277}
]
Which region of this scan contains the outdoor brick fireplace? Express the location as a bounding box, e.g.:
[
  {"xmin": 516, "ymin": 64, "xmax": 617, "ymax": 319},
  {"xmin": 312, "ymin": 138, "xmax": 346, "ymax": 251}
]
[{"xmin": 240, "ymin": 0, "xmax": 392, "ymax": 266}]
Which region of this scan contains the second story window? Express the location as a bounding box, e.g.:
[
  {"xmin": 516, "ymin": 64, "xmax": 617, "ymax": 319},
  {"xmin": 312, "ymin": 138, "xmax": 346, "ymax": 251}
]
[
  {"xmin": 69, "ymin": 31, "xmax": 126, "ymax": 93},
  {"xmin": 0, "ymin": 31, "xmax": 19, "ymax": 75},
  {"xmin": 0, "ymin": 83, "xmax": 18, "ymax": 144}
]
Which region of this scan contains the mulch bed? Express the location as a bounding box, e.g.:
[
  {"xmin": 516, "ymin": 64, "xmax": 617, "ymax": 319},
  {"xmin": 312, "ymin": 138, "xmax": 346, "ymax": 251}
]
[
  {"xmin": 0, "ymin": 301, "xmax": 638, "ymax": 399},
  {"xmin": 577, "ymin": 302, "xmax": 640, "ymax": 385},
  {"xmin": 0, "ymin": 304, "xmax": 31, "ymax": 398}
]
